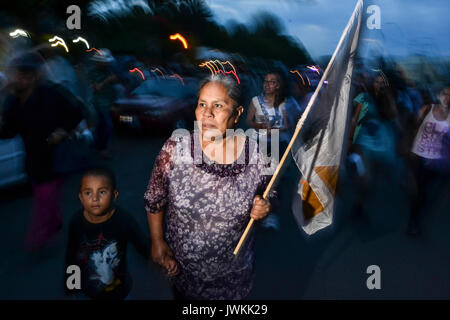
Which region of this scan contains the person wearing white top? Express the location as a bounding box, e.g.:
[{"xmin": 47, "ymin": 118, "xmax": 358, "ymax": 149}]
[
  {"xmin": 246, "ymin": 72, "xmax": 291, "ymax": 147},
  {"xmin": 407, "ymin": 85, "xmax": 450, "ymax": 236},
  {"xmin": 246, "ymin": 71, "xmax": 291, "ymax": 231}
]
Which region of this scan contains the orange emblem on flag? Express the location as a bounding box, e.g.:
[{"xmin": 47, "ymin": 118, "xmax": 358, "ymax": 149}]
[{"xmin": 301, "ymin": 166, "xmax": 339, "ymax": 220}]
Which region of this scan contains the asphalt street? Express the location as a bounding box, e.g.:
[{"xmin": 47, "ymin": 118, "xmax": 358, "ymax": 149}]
[{"xmin": 0, "ymin": 130, "xmax": 449, "ymax": 300}]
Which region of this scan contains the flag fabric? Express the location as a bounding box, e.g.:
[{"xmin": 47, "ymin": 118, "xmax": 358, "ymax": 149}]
[{"xmin": 291, "ymin": 0, "xmax": 364, "ymax": 235}]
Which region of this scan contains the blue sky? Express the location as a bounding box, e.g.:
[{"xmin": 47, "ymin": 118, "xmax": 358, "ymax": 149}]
[{"xmin": 207, "ymin": 0, "xmax": 450, "ymax": 59}]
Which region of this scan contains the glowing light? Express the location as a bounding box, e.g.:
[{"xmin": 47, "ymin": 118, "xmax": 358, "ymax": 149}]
[
  {"xmin": 221, "ymin": 61, "xmax": 237, "ymax": 75},
  {"xmin": 9, "ymin": 29, "xmax": 29, "ymax": 38},
  {"xmin": 206, "ymin": 61, "xmax": 219, "ymax": 74},
  {"xmin": 290, "ymin": 70, "xmax": 306, "ymax": 86},
  {"xmin": 49, "ymin": 36, "xmax": 69, "ymax": 52},
  {"xmin": 169, "ymin": 74, "xmax": 184, "ymax": 86},
  {"xmin": 305, "ymin": 75, "xmax": 311, "ymax": 86},
  {"xmin": 306, "ymin": 65, "xmax": 320, "ymax": 75},
  {"xmin": 199, "ymin": 63, "xmax": 215, "ymax": 76},
  {"xmin": 151, "ymin": 68, "xmax": 165, "ymax": 79},
  {"xmin": 129, "ymin": 68, "xmax": 145, "ymax": 80},
  {"xmin": 199, "ymin": 61, "xmax": 219, "ymax": 75},
  {"xmin": 199, "ymin": 60, "xmax": 240, "ymax": 84},
  {"xmin": 217, "ymin": 70, "xmax": 240, "ymax": 85},
  {"xmin": 86, "ymin": 48, "xmax": 103, "ymax": 55},
  {"xmin": 72, "ymin": 37, "xmax": 90, "ymax": 49},
  {"xmin": 324, "ymin": 81, "xmax": 328, "ymax": 84},
  {"xmin": 212, "ymin": 60, "xmax": 225, "ymax": 72},
  {"xmin": 169, "ymin": 33, "xmax": 188, "ymax": 49}
]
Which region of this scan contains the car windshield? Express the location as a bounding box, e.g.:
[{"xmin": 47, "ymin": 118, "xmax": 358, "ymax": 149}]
[{"xmin": 132, "ymin": 78, "xmax": 196, "ymax": 98}]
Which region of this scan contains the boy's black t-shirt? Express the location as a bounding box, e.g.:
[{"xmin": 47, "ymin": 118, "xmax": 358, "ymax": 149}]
[{"xmin": 65, "ymin": 207, "xmax": 149, "ymax": 300}]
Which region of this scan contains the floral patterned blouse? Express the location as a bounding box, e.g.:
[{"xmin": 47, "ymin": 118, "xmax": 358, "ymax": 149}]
[{"xmin": 144, "ymin": 131, "xmax": 277, "ymax": 300}]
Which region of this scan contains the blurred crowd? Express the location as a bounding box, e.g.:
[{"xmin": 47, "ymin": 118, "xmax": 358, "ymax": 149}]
[{"xmin": 0, "ymin": 22, "xmax": 449, "ymax": 249}]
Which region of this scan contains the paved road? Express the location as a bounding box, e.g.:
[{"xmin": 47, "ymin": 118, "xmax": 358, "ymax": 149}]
[{"xmin": 0, "ymin": 131, "xmax": 449, "ymax": 299}]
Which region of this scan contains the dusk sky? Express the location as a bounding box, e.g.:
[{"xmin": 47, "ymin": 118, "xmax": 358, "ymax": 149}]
[{"xmin": 207, "ymin": 0, "xmax": 450, "ymax": 60}]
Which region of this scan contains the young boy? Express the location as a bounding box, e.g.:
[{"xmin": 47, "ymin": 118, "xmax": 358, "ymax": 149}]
[{"xmin": 65, "ymin": 167, "xmax": 149, "ymax": 300}]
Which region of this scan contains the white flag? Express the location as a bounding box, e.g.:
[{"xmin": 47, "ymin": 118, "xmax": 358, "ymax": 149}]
[{"xmin": 291, "ymin": 0, "xmax": 364, "ymax": 235}]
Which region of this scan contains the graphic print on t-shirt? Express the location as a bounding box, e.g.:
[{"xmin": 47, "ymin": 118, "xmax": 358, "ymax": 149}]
[
  {"xmin": 79, "ymin": 233, "xmax": 122, "ymax": 293},
  {"xmin": 90, "ymin": 241, "xmax": 119, "ymax": 286},
  {"xmin": 416, "ymin": 121, "xmax": 449, "ymax": 158}
]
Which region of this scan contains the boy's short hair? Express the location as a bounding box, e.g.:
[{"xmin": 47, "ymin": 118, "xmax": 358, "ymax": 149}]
[{"xmin": 80, "ymin": 167, "xmax": 117, "ymax": 190}]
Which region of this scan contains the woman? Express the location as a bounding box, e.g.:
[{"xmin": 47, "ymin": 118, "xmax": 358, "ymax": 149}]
[
  {"xmin": 0, "ymin": 52, "xmax": 83, "ymax": 249},
  {"xmin": 347, "ymin": 72, "xmax": 401, "ymax": 216},
  {"xmin": 87, "ymin": 48, "xmax": 118, "ymax": 159},
  {"xmin": 348, "ymin": 73, "xmax": 400, "ymax": 172},
  {"xmin": 246, "ymin": 71, "xmax": 291, "ymax": 152},
  {"xmin": 144, "ymin": 74, "xmax": 277, "ymax": 300},
  {"xmin": 407, "ymin": 85, "xmax": 450, "ymax": 235}
]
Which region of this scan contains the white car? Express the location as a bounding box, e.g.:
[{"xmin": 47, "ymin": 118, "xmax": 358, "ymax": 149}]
[{"xmin": 0, "ymin": 135, "xmax": 27, "ymax": 189}]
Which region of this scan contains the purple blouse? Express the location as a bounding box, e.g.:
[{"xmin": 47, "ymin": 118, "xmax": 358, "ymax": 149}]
[{"xmin": 144, "ymin": 131, "xmax": 277, "ymax": 299}]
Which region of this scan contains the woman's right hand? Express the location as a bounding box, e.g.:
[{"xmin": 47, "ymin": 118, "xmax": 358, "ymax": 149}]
[{"xmin": 151, "ymin": 239, "xmax": 178, "ymax": 276}]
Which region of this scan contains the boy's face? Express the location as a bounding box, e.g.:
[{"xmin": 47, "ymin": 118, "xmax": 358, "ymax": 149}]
[{"xmin": 79, "ymin": 175, "xmax": 118, "ymax": 217}]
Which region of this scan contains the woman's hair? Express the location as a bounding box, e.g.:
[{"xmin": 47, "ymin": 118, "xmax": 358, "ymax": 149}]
[
  {"xmin": 198, "ymin": 73, "xmax": 242, "ymax": 109},
  {"xmin": 80, "ymin": 167, "xmax": 117, "ymax": 190},
  {"xmin": 368, "ymin": 70, "xmax": 398, "ymax": 120},
  {"xmin": 266, "ymin": 70, "xmax": 287, "ymax": 109}
]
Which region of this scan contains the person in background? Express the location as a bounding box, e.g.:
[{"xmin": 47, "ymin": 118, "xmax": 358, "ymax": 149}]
[
  {"xmin": 406, "ymin": 85, "xmax": 450, "ymax": 236},
  {"xmin": 286, "ymin": 71, "xmax": 313, "ymax": 133},
  {"xmin": 245, "ymin": 71, "xmax": 291, "ymax": 230},
  {"xmin": 0, "ymin": 51, "xmax": 83, "ymax": 250},
  {"xmin": 347, "ymin": 71, "xmax": 401, "ymax": 216},
  {"xmin": 246, "ymin": 71, "xmax": 291, "ymax": 154},
  {"xmin": 87, "ymin": 49, "xmax": 118, "ymax": 159}
]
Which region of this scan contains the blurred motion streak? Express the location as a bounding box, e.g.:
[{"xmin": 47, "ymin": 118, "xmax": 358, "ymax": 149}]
[
  {"xmin": 86, "ymin": 47, "xmax": 103, "ymax": 55},
  {"xmin": 72, "ymin": 37, "xmax": 90, "ymax": 49},
  {"xmin": 199, "ymin": 60, "xmax": 239, "ymax": 82},
  {"xmin": 290, "ymin": 70, "xmax": 306, "ymax": 86},
  {"xmin": 169, "ymin": 33, "xmax": 188, "ymax": 49},
  {"xmin": 212, "ymin": 60, "xmax": 225, "ymax": 72},
  {"xmin": 221, "ymin": 61, "xmax": 237, "ymax": 75},
  {"xmin": 151, "ymin": 68, "xmax": 165, "ymax": 79},
  {"xmin": 199, "ymin": 62, "xmax": 215, "ymax": 76},
  {"xmin": 307, "ymin": 65, "xmax": 320, "ymax": 75},
  {"xmin": 49, "ymin": 36, "xmax": 69, "ymax": 52},
  {"xmin": 217, "ymin": 70, "xmax": 240, "ymax": 84},
  {"xmin": 169, "ymin": 74, "xmax": 184, "ymax": 85},
  {"xmin": 129, "ymin": 68, "xmax": 145, "ymax": 80},
  {"xmin": 9, "ymin": 29, "xmax": 29, "ymax": 38}
]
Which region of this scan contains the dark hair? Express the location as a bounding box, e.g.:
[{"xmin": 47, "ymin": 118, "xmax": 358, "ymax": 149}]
[
  {"xmin": 198, "ymin": 73, "xmax": 243, "ymax": 109},
  {"xmin": 80, "ymin": 167, "xmax": 117, "ymax": 191},
  {"xmin": 265, "ymin": 70, "xmax": 287, "ymax": 109}
]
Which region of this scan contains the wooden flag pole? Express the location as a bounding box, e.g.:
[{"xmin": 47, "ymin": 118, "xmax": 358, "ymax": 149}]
[{"xmin": 233, "ymin": 0, "xmax": 363, "ymax": 256}]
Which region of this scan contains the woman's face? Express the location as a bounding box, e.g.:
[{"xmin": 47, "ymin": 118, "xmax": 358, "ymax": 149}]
[
  {"xmin": 263, "ymin": 73, "xmax": 280, "ymax": 95},
  {"xmin": 439, "ymin": 87, "xmax": 450, "ymax": 108},
  {"xmin": 195, "ymin": 82, "xmax": 243, "ymax": 140}
]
